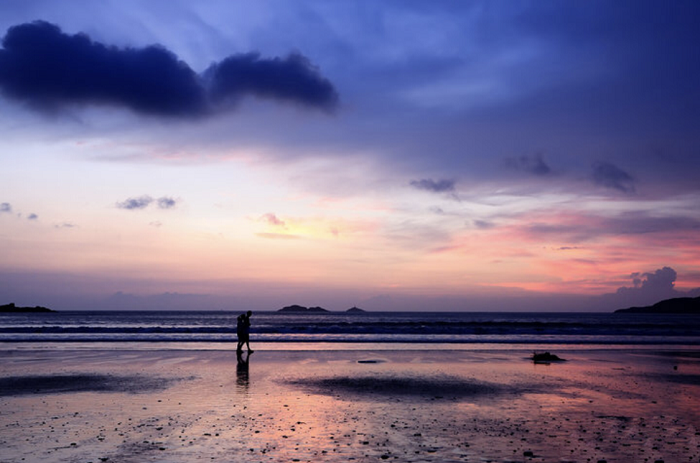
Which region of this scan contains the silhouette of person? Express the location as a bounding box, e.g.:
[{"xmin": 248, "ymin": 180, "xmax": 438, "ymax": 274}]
[{"xmin": 236, "ymin": 310, "xmax": 254, "ymax": 353}]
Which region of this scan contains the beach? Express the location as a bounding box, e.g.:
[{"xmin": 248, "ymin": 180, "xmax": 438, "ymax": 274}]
[{"xmin": 1, "ymin": 345, "xmax": 699, "ymax": 462}]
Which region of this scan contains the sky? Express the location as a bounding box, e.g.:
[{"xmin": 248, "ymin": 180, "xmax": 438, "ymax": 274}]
[{"xmin": 1, "ymin": 0, "xmax": 699, "ymax": 312}]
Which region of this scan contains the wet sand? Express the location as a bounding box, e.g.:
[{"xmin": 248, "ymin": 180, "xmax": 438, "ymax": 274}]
[{"xmin": 1, "ymin": 346, "xmax": 699, "ymax": 462}]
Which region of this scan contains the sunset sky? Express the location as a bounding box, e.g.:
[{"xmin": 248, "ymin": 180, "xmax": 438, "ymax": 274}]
[{"xmin": 1, "ymin": 1, "xmax": 699, "ymax": 311}]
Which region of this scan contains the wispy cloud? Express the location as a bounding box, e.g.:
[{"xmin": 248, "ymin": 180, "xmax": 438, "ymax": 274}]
[
  {"xmin": 515, "ymin": 210, "xmax": 700, "ymax": 244},
  {"xmin": 473, "ymin": 220, "xmax": 495, "ymax": 230},
  {"xmin": 505, "ymin": 153, "xmax": 551, "ymax": 176},
  {"xmin": 592, "ymin": 161, "xmax": 635, "ymax": 193},
  {"xmin": 410, "ymin": 178, "xmax": 456, "ymax": 193}
]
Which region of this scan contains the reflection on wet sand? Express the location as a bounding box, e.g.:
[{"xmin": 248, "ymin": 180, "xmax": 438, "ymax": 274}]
[
  {"xmin": 0, "ymin": 348, "xmax": 699, "ymax": 462},
  {"xmin": 236, "ymin": 350, "xmax": 250, "ymax": 392}
]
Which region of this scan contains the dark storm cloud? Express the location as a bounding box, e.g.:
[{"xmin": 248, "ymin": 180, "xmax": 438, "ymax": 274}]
[
  {"xmin": 116, "ymin": 195, "xmax": 153, "ymax": 210},
  {"xmin": 591, "ymin": 162, "xmax": 635, "ymax": 193},
  {"xmin": 0, "ymin": 21, "xmax": 205, "ymax": 116},
  {"xmin": 205, "ymin": 52, "xmax": 339, "ymax": 112},
  {"xmin": 505, "ymin": 154, "xmax": 551, "ymax": 176},
  {"xmin": 410, "ymin": 178, "xmax": 455, "ymax": 193},
  {"xmin": 0, "ymin": 21, "xmax": 338, "ymax": 117}
]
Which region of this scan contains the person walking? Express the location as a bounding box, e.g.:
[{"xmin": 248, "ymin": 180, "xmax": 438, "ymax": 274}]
[{"xmin": 236, "ymin": 310, "xmax": 254, "ymax": 353}]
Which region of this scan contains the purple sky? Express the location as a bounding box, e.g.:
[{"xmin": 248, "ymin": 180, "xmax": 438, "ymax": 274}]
[{"xmin": 1, "ymin": 1, "xmax": 699, "ymax": 311}]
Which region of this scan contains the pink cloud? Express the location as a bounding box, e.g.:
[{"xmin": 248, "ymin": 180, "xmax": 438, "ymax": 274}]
[{"xmin": 259, "ymin": 213, "xmax": 286, "ymax": 227}]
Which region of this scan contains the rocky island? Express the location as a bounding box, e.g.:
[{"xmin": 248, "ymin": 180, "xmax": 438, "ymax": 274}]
[
  {"xmin": 1, "ymin": 303, "xmax": 55, "ymax": 313},
  {"xmin": 615, "ymin": 296, "xmax": 700, "ymax": 314},
  {"xmin": 277, "ymin": 305, "xmax": 368, "ymax": 313},
  {"xmin": 277, "ymin": 305, "xmax": 330, "ymax": 313},
  {"xmin": 346, "ymin": 306, "xmax": 366, "ymax": 313}
]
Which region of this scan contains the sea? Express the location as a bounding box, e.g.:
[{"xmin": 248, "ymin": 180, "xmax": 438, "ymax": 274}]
[{"xmin": 1, "ymin": 311, "xmax": 700, "ymax": 349}]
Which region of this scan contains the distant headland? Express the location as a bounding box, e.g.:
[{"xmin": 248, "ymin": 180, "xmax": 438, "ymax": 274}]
[
  {"xmin": 615, "ymin": 296, "xmax": 700, "ymax": 314},
  {"xmin": 277, "ymin": 305, "xmax": 366, "ymax": 313},
  {"xmin": 1, "ymin": 303, "xmax": 55, "ymax": 313}
]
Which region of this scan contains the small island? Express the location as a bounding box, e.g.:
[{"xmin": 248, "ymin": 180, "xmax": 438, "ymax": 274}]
[
  {"xmin": 615, "ymin": 296, "xmax": 700, "ymax": 314},
  {"xmin": 278, "ymin": 305, "xmax": 330, "ymax": 313},
  {"xmin": 277, "ymin": 305, "xmax": 368, "ymax": 313},
  {"xmin": 1, "ymin": 303, "xmax": 55, "ymax": 313}
]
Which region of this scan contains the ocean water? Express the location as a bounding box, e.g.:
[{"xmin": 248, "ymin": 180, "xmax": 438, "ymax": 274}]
[{"xmin": 1, "ymin": 310, "xmax": 700, "ymax": 346}]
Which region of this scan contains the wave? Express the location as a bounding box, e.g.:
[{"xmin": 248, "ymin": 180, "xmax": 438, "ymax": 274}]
[
  {"xmin": 2, "ymin": 311, "xmax": 700, "ymax": 345},
  {"xmin": 0, "ymin": 320, "xmax": 697, "ymax": 336}
]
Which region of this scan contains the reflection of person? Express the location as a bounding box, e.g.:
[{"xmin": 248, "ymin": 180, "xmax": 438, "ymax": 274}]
[
  {"xmin": 236, "ymin": 310, "xmax": 254, "ymax": 353},
  {"xmin": 236, "ymin": 349, "xmax": 250, "ymax": 391}
]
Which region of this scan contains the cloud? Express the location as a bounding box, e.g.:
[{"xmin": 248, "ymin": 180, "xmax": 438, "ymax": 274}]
[
  {"xmin": 205, "ymin": 52, "xmax": 339, "ymax": 112},
  {"xmin": 596, "ymin": 266, "xmax": 700, "ymax": 310},
  {"xmin": 473, "ymin": 220, "xmax": 495, "ymax": 230},
  {"xmin": 54, "ymin": 222, "xmax": 75, "ymax": 229},
  {"xmin": 629, "ymin": 267, "xmax": 677, "ymax": 293},
  {"xmin": 116, "ymin": 195, "xmax": 154, "ymax": 210},
  {"xmin": 410, "ymin": 178, "xmax": 455, "ymax": 193},
  {"xmin": 611, "ymin": 266, "xmax": 678, "ymax": 306},
  {"xmin": 592, "ymin": 161, "xmax": 635, "ymax": 193},
  {"xmin": 156, "ymin": 197, "xmax": 177, "ymax": 209},
  {"xmin": 505, "ymin": 153, "xmax": 551, "ymax": 176},
  {"xmin": 0, "ymin": 203, "xmax": 38, "ymax": 220},
  {"xmin": 260, "ymin": 213, "xmax": 285, "ymax": 227},
  {"xmin": 518, "ymin": 210, "xmax": 700, "ymax": 245},
  {"xmin": 116, "ymin": 195, "xmax": 177, "ymax": 211},
  {"xmin": 0, "ymin": 21, "xmax": 205, "ymax": 116},
  {"xmin": 0, "ymin": 21, "xmax": 338, "ymax": 117},
  {"xmin": 602, "ymin": 213, "xmax": 700, "ymax": 236}
]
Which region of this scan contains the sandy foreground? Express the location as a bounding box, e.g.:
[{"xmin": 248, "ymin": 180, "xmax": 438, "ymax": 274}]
[{"xmin": 1, "ymin": 345, "xmax": 699, "ymax": 463}]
